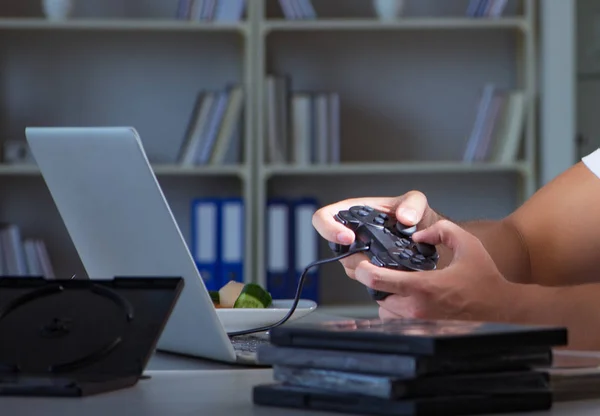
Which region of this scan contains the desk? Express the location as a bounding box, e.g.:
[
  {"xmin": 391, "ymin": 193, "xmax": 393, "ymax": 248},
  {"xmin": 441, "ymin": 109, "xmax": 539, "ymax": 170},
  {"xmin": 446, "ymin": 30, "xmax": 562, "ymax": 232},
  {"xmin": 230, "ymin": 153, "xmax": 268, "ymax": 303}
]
[
  {"xmin": 4, "ymin": 311, "xmax": 600, "ymax": 415},
  {"xmin": 1, "ymin": 368, "xmax": 599, "ymax": 416}
]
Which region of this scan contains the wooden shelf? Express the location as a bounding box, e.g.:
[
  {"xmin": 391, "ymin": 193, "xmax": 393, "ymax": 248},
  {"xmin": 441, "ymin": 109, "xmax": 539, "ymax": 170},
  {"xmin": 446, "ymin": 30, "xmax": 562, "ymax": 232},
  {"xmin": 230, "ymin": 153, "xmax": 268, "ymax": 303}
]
[
  {"xmin": 261, "ymin": 17, "xmax": 529, "ymax": 33},
  {"xmin": 0, "ymin": 164, "xmax": 247, "ymax": 177},
  {"xmin": 262, "ymin": 161, "xmax": 530, "ymax": 178},
  {"xmin": 0, "ymin": 18, "xmax": 248, "ymax": 32},
  {"xmin": 154, "ymin": 164, "xmax": 247, "ymax": 176}
]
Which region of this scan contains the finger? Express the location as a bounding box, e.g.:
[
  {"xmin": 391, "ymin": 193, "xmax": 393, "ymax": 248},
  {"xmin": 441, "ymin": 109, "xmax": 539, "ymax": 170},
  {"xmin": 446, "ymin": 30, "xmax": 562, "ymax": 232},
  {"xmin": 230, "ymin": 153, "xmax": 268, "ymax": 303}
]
[
  {"xmin": 341, "ymin": 255, "xmax": 370, "ymax": 279},
  {"xmin": 378, "ymin": 305, "xmax": 403, "ymax": 321},
  {"xmin": 311, "ymin": 196, "xmax": 406, "ymax": 245},
  {"xmin": 354, "ymin": 261, "xmax": 424, "ymax": 297},
  {"xmin": 339, "ymin": 253, "xmax": 369, "ymax": 272},
  {"xmin": 412, "ymin": 219, "xmax": 468, "ymax": 254},
  {"xmin": 394, "ymin": 190, "xmax": 429, "ymax": 226},
  {"xmin": 379, "ymin": 294, "xmax": 424, "ymax": 319}
]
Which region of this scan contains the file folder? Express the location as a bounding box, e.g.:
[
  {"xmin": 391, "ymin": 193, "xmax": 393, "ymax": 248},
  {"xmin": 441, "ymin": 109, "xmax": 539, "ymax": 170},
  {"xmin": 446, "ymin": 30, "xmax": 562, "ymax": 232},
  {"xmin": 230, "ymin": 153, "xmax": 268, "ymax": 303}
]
[
  {"xmin": 291, "ymin": 198, "xmax": 320, "ymax": 302},
  {"xmin": 220, "ymin": 198, "xmax": 244, "ymax": 284},
  {"xmin": 266, "ymin": 198, "xmax": 293, "ymax": 299},
  {"xmin": 191, "ymin": 198, "xmax": 221, "ymax": 291}
]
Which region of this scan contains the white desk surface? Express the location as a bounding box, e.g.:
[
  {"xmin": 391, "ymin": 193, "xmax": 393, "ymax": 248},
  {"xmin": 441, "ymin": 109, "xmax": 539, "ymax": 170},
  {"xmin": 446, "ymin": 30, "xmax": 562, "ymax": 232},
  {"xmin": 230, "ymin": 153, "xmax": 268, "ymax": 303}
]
[
  {"xmin": 3, "ymin": 312, "xmax": 600, "ymax": 415},
  {"xmin": 1, "ymin": 368, "xmax": 599, "ymax": 416}
]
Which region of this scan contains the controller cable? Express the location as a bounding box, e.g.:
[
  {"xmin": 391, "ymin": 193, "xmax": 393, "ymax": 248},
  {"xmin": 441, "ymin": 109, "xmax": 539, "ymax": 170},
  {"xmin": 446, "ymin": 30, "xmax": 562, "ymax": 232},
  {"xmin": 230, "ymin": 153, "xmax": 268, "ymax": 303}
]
[{"xmin": 227, "ymin": 245, "xmax": 370, "ymax": 337}]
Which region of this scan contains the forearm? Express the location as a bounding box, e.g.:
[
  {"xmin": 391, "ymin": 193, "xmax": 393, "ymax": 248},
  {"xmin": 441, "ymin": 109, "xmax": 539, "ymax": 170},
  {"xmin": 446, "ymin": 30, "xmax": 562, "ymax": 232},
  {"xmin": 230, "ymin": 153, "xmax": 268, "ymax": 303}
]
[
  {"xmin": 511, "ymin": 282, "xmax": 600, "ymax": 351},
  {"xmin": 436, "ymin": 218, "xmax": 532, "ymax": 284}
]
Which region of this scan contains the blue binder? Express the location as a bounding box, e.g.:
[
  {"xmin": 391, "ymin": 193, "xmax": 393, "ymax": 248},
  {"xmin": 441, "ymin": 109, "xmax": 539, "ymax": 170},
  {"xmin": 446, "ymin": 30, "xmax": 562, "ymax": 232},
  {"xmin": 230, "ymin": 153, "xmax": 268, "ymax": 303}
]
[
  {"xmin": 266, "ymin": 198, "xmax": 293, "ymax": 299},
  {"xmin": 190, "ymin": 198, "xmax": 222, "ymax": 291},
  {"xmin": 220, "ymin": 198, "xmax": 244, "ymax": 285},
  {"xmin": 290, "ymin": 197, "xmax": 320, "ymax": 302}
]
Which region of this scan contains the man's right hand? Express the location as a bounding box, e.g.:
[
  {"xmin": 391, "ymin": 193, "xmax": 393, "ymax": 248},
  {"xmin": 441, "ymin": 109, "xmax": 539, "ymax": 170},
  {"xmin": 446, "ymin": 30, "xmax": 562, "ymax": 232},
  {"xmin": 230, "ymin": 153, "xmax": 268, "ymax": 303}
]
[{"xmin": 311, "ymin": 191, "xmax": 442, "ymax": 279}]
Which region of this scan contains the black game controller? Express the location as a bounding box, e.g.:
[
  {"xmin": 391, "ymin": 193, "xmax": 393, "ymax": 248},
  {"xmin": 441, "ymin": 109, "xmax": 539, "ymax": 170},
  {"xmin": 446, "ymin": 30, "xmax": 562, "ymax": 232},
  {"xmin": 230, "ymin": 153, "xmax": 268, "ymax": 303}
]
[{"xmin": 329, "ymin": 205, "xmax": 439, "ymax": 301}]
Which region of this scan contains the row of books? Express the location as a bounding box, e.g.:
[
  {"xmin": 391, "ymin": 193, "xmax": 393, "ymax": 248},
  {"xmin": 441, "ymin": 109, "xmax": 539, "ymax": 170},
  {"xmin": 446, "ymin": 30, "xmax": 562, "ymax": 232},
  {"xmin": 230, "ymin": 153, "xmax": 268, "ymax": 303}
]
[
  {"xmin": 463, "ymin": 84, "xmax": 526, "ymax": 163},
  {"xmin": 278, "ymin": 0, "xmax": 316, "ymax": 20},
  {"xmin": 466, "ymin": 0, "xmax": 508, "ymax": 17},
  {"xmin": 278, "ymin": 0, "xmax": 508, "ymax": 20},
  {"xmin": 190, "ymin": 196, "xmax": 320, "ymax": 302},
  {"xmin": 176, "ymin": 0, "xmax": 246, "ymax": 22},
  {"xmin": 0, "ymin": 224, "xmax": 55, "ymax": 278},
  {"xmin": 265, "ymin": 74, "xmax": 340, "ymax": 165},
  {"xmin": 177, "ymin": 84, "xmax": 244, "ymax": 166}
]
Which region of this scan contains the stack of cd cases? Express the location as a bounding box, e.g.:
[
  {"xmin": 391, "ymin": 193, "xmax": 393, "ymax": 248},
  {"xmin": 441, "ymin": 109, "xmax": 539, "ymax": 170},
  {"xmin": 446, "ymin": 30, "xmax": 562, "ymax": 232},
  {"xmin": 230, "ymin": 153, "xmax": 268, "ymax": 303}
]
[{"xmin": 253, "ymin": 318, "xmax": 569, "ymax": 415}]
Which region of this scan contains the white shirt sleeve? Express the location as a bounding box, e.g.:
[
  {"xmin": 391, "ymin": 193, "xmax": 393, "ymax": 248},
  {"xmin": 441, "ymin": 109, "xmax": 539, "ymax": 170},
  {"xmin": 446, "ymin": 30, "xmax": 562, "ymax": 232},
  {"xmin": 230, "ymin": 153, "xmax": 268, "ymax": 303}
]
[{"xmin": 582, "ymin": 148, "xmax": 600, "ymax": 179}]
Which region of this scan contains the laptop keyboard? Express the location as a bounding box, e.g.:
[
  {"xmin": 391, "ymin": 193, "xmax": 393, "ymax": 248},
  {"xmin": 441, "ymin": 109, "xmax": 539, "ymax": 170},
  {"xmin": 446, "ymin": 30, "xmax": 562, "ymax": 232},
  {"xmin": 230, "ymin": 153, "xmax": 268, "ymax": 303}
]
[{"xmin": 230, "ymin": 335, "xmax": 270, "ymax": 354}]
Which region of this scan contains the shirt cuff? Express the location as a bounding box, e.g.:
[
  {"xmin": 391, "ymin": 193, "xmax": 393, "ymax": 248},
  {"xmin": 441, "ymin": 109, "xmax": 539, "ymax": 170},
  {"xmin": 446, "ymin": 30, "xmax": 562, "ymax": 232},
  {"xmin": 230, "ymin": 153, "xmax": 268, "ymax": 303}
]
[{"xmin": 582, "ymin": 148, "xmax": 600, "ymax": 179}]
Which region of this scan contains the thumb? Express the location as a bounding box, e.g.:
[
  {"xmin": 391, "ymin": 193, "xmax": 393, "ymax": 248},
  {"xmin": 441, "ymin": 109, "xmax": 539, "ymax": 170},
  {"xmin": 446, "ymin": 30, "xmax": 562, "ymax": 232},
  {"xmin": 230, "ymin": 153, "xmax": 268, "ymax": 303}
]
[
  {"xmin": 394, "ymin": 190, "xmax": 429, "ymax": 226},
  {"xmin": 412, "ymin": 219, "xmax": 470, "ymax": 256}
]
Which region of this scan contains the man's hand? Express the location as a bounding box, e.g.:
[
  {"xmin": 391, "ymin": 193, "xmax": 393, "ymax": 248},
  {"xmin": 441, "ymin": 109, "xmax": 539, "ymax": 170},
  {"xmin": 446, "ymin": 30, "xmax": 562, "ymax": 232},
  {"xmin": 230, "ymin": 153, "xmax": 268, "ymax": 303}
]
[
  {"xmin": 353, "ymin": 219, "xmax": 520, "ymax": 323},
  {"xmin": 311, "ymin": 191, "xmax": 442, "ymax": 279}
]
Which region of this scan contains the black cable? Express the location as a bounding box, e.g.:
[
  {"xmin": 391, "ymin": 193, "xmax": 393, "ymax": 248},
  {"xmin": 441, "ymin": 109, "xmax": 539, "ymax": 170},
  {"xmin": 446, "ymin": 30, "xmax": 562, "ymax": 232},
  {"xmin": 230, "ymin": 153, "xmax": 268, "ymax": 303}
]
[{"xmin": 227, "ymin": 245, "xmax": 370, "ymax": 337}]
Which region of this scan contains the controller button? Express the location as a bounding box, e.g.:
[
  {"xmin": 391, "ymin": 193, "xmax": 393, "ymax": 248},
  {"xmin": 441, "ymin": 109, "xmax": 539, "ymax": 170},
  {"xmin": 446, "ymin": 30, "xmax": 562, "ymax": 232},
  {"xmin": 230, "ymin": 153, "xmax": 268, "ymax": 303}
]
[
  {"xmin": 357, "ymin": 209, "xmax": 369, "ymax": 216},
  {"xmin": 376, "ymin": 252, "xmax": 398, "ymax": 267},
  {"xmin": 398, "ymin": 251, "xmax": 410, "ymax": 259},
  {"xmin": 423, "ymin": 260, "xmax": 436, "ymax": 270},
  {"xmin": 329, "ymin": 241, "xmax": 350, "ymax": 254},
  {"xmin": 364, "ymin": 206, "xmax": 374, "ymax": 212},
  {"xmin": 368, "ymin": 288, "xmax": 391, "ymax": 301},
  {"xmin": 370, "ymin": 256, "xmax": 384, "ymax": 267},
  {"xmin": 377, "ymin": 213, "xmax": 389, "ymax": 220},
  {"xmin": 394, "ymin": 240, "xmax": 403, "ymax": 248},
  {"xmin": 333, "ymin": 213, "xmax": 347, "ymax": 224},
  {"xmin": 415, "ymin": 242, "xmax": 437, "ymax": 258},
  {"xmin": 400, "ymin": 238, "xmax": 410, "ymax": 246},
  {"xmin": 410, "ymin": 257, "xmax": 423, "ymax": 265},
  {"xmin": 395, "ymin": 223, "xmax": 417, "ymax": 236},
  {"xmin": 374, "ymin": 217, "xmax": 385, "ymax": 225}
]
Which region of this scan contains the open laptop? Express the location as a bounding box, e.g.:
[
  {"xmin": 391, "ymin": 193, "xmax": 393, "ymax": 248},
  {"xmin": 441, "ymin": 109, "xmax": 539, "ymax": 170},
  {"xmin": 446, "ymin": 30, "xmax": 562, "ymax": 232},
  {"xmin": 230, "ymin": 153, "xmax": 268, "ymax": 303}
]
[{"xmin": 24, "ymin": 126, "xmax": 267, "ymax": 365}]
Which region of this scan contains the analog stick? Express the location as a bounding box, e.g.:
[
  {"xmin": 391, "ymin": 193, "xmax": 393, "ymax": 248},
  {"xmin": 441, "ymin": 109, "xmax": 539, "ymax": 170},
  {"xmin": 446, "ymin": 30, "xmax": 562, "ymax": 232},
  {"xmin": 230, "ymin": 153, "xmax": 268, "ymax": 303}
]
[
  {"xmin": 415, "ymin": 242, "xmax": 437, "ymax": 258},
  {"xmin": 395, "ymin": 222, "xmax": 417, "ymax": 237}
]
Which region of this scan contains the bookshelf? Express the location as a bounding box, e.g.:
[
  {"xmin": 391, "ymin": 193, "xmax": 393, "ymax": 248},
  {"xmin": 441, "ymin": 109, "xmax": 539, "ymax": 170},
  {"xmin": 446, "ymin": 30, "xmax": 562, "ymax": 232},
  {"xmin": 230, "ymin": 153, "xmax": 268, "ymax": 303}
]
[
  {"xmin": 0, "ymin": 0, "xmax": 255, "ymax": 282},
  {"xmin": 0, "ymin": 0, "xmax": 539, "ymax": 316}
]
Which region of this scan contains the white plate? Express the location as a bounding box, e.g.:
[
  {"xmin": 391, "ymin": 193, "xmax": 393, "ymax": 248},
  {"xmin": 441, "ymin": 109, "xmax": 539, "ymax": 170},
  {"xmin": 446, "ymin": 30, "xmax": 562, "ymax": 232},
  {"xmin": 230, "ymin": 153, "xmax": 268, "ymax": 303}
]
[{"xmin": 216, "ymin": 299, "xmax": 318, "ymax": 333}]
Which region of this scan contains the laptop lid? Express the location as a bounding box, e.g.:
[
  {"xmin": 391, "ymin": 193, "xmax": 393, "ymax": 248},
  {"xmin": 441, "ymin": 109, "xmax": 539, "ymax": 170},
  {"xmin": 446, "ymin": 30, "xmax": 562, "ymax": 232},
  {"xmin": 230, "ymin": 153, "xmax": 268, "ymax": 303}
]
[{"xmin": 24, "ymin": 126, "xmax": 237, "ymax": 363}]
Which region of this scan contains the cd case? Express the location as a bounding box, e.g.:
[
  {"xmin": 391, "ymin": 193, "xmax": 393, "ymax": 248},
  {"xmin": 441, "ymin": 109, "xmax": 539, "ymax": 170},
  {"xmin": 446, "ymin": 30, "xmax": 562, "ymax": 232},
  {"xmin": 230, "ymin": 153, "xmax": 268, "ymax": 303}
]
[
  {"xmin": 257, "ymin": 343, "xmax": 553, "ymax": 377},
  {"xmin": 0, "ymin": 276, "xmax": 184, "ymax": 397},
  {"xmin": 272, "ymin": 365, "xmax": 550, "ymax": 400},
  {"xmin": 268, "ymin": 317, "xmax": 568, "ymax": 356},
  {"xmin": 253, "ymin": 383, "xmax": 553, "ymax": 416}
]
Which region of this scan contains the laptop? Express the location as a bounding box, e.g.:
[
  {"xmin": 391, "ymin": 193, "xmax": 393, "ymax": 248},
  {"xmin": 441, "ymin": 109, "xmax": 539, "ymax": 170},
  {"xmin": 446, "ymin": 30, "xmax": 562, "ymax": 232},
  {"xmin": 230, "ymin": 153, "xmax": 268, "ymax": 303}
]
[{"xmin": 24, "ymin": 126, "xmax": 267, "ymax": 365}]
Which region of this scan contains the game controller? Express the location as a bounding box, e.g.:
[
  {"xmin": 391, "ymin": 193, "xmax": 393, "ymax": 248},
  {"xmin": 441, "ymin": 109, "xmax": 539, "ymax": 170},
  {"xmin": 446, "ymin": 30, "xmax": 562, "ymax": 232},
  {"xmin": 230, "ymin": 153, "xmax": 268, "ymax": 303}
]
[{"xmin": 329, "ymin": 205, "xmax": 439, "ymax": 301}]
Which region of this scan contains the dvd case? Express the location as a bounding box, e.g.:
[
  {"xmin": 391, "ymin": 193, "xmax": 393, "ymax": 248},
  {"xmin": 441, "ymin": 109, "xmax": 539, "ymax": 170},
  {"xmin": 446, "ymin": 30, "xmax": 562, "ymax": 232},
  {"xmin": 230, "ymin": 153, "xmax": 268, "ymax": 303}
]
[
  {"xmin": 272, "ymin": 365, "xmax": 550, "ymax": 400},
  {"xmin": 0, "ymin": 276, "xmax": 183, "ymax": 397},
  {"xmin": 268, "ymin": 318, "xmax": 568, "ymax": 356},
  {"xmin": 253, "ymin": 383, "xmax": 553, "ymax": 416},
  {"xmin": 257, "ymin": 343, "xmax": 553, "ymax": 377}
]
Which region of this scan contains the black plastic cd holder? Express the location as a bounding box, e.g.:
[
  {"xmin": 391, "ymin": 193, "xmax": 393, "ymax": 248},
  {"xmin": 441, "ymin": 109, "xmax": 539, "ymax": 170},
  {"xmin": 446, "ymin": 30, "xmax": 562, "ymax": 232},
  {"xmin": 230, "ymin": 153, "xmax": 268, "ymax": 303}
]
[{"xmin": 0, "ymin": 275, "xmax": 183, "ymax": 397}]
